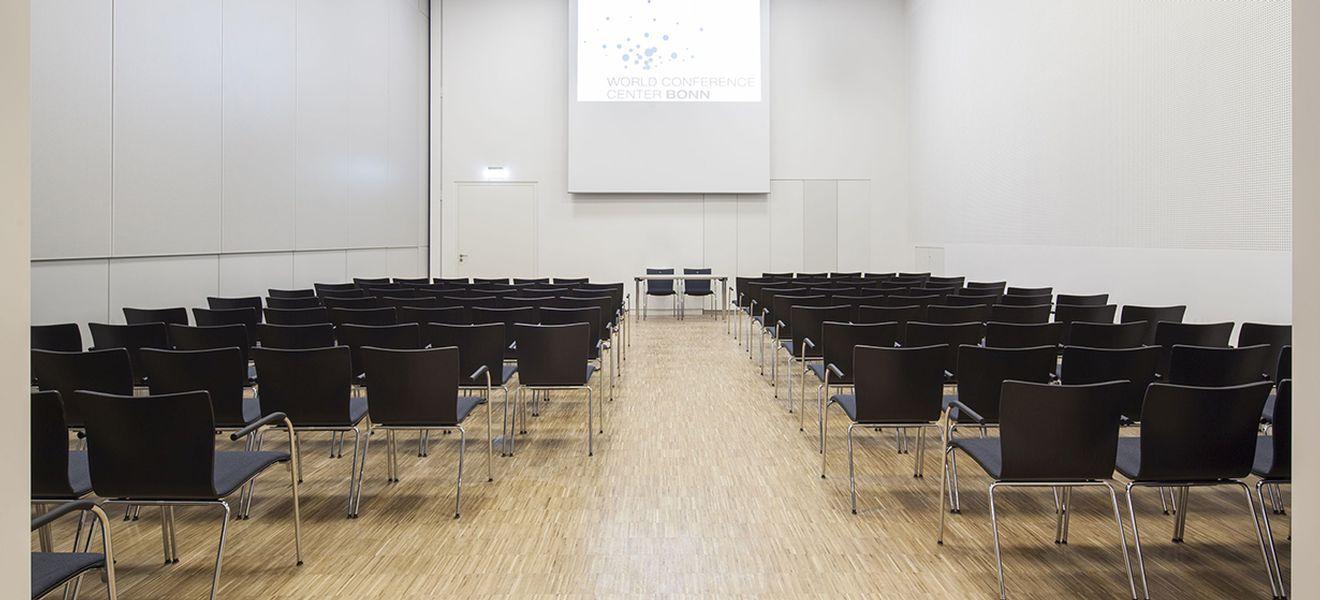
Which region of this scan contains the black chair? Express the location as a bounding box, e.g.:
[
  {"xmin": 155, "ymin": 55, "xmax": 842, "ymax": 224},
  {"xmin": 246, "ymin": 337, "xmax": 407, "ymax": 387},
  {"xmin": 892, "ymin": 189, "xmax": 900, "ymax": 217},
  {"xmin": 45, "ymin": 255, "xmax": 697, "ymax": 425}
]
[
  {"xmin": 940, "ymin": 380, "xmax": 1135, "ymax": 599},
  {"xmin": 811, "ymin": 322, "xmax": 901, "ymax": 448},
  {"xmin": 88, "ymin": 322, "xmax": 169, "ymax": 386},
  {"xmin": 1068, "ymin": 321, "xmax": 1146, "ymax": 349},
  {"xmin": 473, "ymin": 277, "xmax": 510, "ymax": 285},
  {"xmin": 643, "ymin": 268, "xmax": 678, "ymax": 319},
  {"xmin": 123, "ymin": 307, "xmax": 189, "ymax": 326},
  {"xmin": 141, "ymin": 347, "xmax": 256, "ymax": 430},
  {"xmin": 268, "ymin": 288, "xmax": 316, "ymax": 299},
  {"xmin": 829, "ymin": 272, "xmax": 862, "ymax": 279},
  {"xmin": 322, "ymin": 296, "xmax": 388, "ymax": 310},
  {"xmin": 1060, "ymin": 345, "xmax": 1160, "ymax": 423},
  {"xmin": 397, "ymin": 305, "xmax": 465, "ymax": 326},
  {"xmin": 1115, "ymin": 381, "xmax": 1276, "ymax": 599},
  {"xmin": 169, "ymin": 324, "xmax": 253, "ymax": 378},
  {"xmin": 192, "ymin": 307, "xmax": 259, "ymax": 349},
  {"xmin": 384, "ymin": 296, "xmax": 442, "ymax": 310},
  {"xmin": 823, "ymin": 344, "xmax": 946, "ymax": 506},
  {"xmin": 428, "ymin": 323, "xmax": 518, "ymax": 455},
  {"xmin": 353, "ymin": 277, "xmax": 391, "ymax": 286},
  {"xmin": 785, "ymin": 305, "xmax": 853, "ymax": 422},
  {"xmin": 989, "ymin": 304, "xmax": 1050, "ymax": 325},
  {"xmin": 32, "ymin": 390, "xmax": 93, "ymax": 506},
  {"xmin": 554, "ymin": 277, "xmax": 590, "ymax": 285},
  {"xmin": 361, "ymin": 347, "xmax": 493, "ymax": 517},
  {"xmin": 542, "ymin": 306, "xmax": 612, "ymax": 402},
  {"xmin": 31, "ymin": 349, "xmax": 133, "ymax": 429},
  {"xmin": 883, "ymin": 294, "xmax": 940, "ymax": 310},
  {"xmin": 1006, "ymin": 286, "xmax": 1051, "ymax": 296},
  {"xmin": 944, "ymin": 294, "xmax": 998, "ymax": 308},
  {"xmin": 862, "ymin": 272, "xmax": 896, "ymax": 280},
  {"xmin": 263, "ymin": 307, "xmax": 330, "ymax": 326},
  {"xmin": 32, "ymin": 323, "xmax": 82, "ymax": 351},
  {"xmin": 904, "ymin": 322, "xmax": 986, "ymax": 382},
  {"xmin": 966, "ymin": 281, "xmax": 1007, "ymax": 293},
  {"xmin": 1055, "ymin": 304, "xmax": 1118, "ymax": 343},
  {"xmin": 315, "ymin": 282, "xmax": 358, "ymax": 292},
  {"xmin": 329, "ymin": 307, "xmax": 397, "ymax": 327},
  {"xmin": 1167, "ymin": 344, "xmax": 1272, "ymax": 387},
  {"xmin": 984, "ymin": 322, "xmax": 1063, "ymax": 349},
  {"xmin": 767, "ymin": 294, "xmax": 830, "ymax": 393},
  {"xmin": 927, "ymin": 275, "xmax": 965, "ymax": 287},
  {"xmin": 925, "ymin": 304, "xmax": 990, "ymax": 325},
  {"xmin": 1153, "ymin": 321, "xmax": 1234, "ymax": 375},
  {"xmin": 682, "ymin": 268, "xmax": 716, "ymax": 314},
  {"xmin": 252, "ymin": 346, "xmax": 368, "ymax": 517},
  {"xmin": 73, "ymin": 389, "xmax": 301, "ymax": 598},
  {"xmin": 855, "ymin": 306, "xmax": 922, "ymax": 346},
  {"xmin": 31, "ymin": 500, "xmax": 116, "ymax": 600},
  {"xmin": 470, "ymin": 306, "xmax": 537, "ymax": 359},
  {"xmin": 1276, "ymin": 345, "xmax": 1291, "ymax": 383},
  {"xmin": 1254, "ymin": 379, "xmax": 1290, "ymax": 595},
  {"xmin": 1056, "ymin": 293, "xmax": 1109, "ymax": 306},
  {"xmin": 207, "ymin": 296, "xmax": 263, "ymax": 317},
  {"xmin": 1121, "ymin": 305, "xmax": 1187, "ymax": 345},
  {"xmin": 998, "ymin": 293, "xmax": 1052, "ymax": 307},
  {"xmin": 266, "ymin": 296, "xmax": 321, "ymax": 309},
  {"xmin": 334, "ymin": 324, "xmax": 423, "ymax": 384},
  {"xmin": 256, "ymin": 323, "xmax": 336, "ymax": 349},
  {"xmin": 511, "ymin": 277, "xmax": 549, "ymax": 285},
  {"xmin": 1239, "ymin": 323, "xmax": 1292, "ymax": 381},
  {"xmin": 393, "ymin": 277, "xmax": 430, "ymax": 285},
  {"xmin": 318, "ymin": 288, "xmax": 368, "ymax": 299},
  {"xmin": 510, "ymin": 323, "xmax": 601, "ymax": 456},
  {"xmin": 435, "ymin": 277, "xmax": 471, "ymax": 286}
]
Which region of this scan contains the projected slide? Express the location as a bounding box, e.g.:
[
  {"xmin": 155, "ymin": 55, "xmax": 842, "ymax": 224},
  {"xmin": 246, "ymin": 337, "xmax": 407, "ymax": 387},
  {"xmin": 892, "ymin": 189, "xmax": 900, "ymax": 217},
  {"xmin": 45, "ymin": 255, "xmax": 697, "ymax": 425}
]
[{"xmin": 577, "ymin": 0, "xmax": 761, "ymax": 102}]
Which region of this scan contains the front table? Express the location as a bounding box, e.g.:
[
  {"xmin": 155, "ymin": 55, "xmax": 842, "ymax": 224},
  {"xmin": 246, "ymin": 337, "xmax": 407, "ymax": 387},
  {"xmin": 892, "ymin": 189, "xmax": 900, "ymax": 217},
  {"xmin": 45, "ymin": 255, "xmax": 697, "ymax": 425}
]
[{"xmin": 633, "ymin": 274, "xmax": 729, "ymax": 321}]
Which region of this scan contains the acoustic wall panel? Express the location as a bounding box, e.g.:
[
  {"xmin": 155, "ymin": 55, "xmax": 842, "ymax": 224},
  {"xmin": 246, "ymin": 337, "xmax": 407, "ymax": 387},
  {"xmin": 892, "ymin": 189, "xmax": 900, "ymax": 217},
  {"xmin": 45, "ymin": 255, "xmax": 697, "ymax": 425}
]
[
  {"xmin": 836, "ymin": 180, "xmax": 871, "ymax": 272},
  {"xmin": 735, "ymin": 194, "xmax": 770, "ymax": 278},
  {"xmin": 218, "ymin": 252, "xmax": 294, "ymax": 298},
  {"xmin": 30, "ymin": 0, "xmax": 112, "ymax": 260},
  {"xmin": 387, "ymin": 0, "xmax": 425, "ymax": 248},
  {"xmin": 292, "ymin": 251, "xmax": 348, "ymax": 289},
  {"xmin": 108, "ymin": 256, "xmax": 220, "ymax": 324},
  {"xmin": 294, "ymin": 0, "xmax": 352, "ymax": 250},
  {"xmin": 112, "ymin": 0, "xmax": 222, "ymax": 256},
  {"xmin": 346, "ymin": 0, "xmax": 394, "ymax": 248},
  {"xmin": 700, "ymin": 194, "xmax": 740, "ymax": 308},
  {"xmin": 801, "ymin": 180, "xmax": 839, "ymax": 272},
  {"xmin": 346, "ymin": 248, "xmax": 391, "ymax": 279},
  {"xmin": 768, "ymin": 180, "xmax": 805, "ymax": 273},
  {"xmin": 221, "ymin": 0, "xmax": 296, "ymax": 252},
  {"xmin": 31, "ymin": 260, "xmax": 110, "ymax": 334},
  {"xmin": 387, "ymin": 247, "xmax": 422, "ymax": 278}
]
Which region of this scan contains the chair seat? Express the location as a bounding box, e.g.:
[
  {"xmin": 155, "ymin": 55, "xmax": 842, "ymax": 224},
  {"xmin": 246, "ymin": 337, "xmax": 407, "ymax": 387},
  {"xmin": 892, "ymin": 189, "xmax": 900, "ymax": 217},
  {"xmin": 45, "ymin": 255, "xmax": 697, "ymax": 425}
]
[
  {"xmin": 456, "ymin": 395, "xmax": 483, "ymax": 424},
  {"xmin": 684, "ymin": 290, "xmax": 715, "ymax": 296},
  {"xmin": 951, "ymin": 437, "xmax": 1003, "ymax": 480},
  {"xmin": 32, "ymin": 552, "xmax": 105, "ymax": 599},
  {"xmin": 213, "ymin": 450, "xmax": 290, "ymax": 497},
  {"xmin": 501, "ymin": 364, "xmax": 518, "ymax": 385},
  {"xmin": 781, "ymin": 340, "xmax": 795, "ymax": 355},
  {"xmin": 1261, "ymin": 392, "xmax": 1276, "ymax": 423},
  {"xmin": 830, "ymin": 394, "xmax": 859, "ymax": 421},
  {"xmin": 807, "ymin": 362, "xmax": 827, "ymax": 382},
  {"xmin": 645, "ymin": 290, "xmax": 676, "ymax": 296},
  {"xmin": 1252, "ymin": 437, "xmax": 1287, "ymax": 480},
  {"xmin": 67, "ymin": 452, "xmax": 92, "ymax": 498},
  {"xmin": 1115, "ymin": 438, "xmax": 1142, "ymax": 480},
  {"xmin": 585, "ymin": 363, "xmax": 598, "ymax": 381}
]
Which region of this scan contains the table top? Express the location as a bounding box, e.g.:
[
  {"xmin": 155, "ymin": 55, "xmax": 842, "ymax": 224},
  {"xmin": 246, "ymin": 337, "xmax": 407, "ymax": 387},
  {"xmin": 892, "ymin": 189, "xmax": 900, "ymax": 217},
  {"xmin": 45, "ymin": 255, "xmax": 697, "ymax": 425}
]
[{"xmin": 634, "ymin": 274, "xmax": 728, "ymax": 281}]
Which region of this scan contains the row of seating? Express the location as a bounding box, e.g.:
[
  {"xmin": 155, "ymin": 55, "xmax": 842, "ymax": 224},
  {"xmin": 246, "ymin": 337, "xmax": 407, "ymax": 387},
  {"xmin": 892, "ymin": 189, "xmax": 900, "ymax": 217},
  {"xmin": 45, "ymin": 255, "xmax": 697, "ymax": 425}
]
[
  {"xmin": 729, "ymin": 272, "xmax": 1291, "ymax": 599},
  {"xmin": 30, "ymin": 277, "xmax": 627, "ymax": 600}
]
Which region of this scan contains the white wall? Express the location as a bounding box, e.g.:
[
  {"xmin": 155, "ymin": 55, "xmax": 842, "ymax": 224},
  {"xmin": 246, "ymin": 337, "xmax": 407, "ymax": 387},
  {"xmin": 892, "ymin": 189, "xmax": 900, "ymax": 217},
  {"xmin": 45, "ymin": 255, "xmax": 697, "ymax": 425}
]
[
  {"xmin": 907, "ymin": 0, "xmax": 1292, "ymax": 326},
  {"xmin": 31, "ymin": 0, "xmax": 431, "ymax": 330},
  {"xmin": 433, "ymin": 0, "xmax": 909, "ymax": 289}
]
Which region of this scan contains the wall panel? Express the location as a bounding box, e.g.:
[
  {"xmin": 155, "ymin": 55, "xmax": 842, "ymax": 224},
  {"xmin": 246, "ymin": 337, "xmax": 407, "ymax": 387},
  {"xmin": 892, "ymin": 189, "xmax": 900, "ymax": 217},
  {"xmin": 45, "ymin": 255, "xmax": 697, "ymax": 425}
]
[
  {"xmin": 735, "ymin": 194, "xmax": 770, "ymax": 277},
  {"xmin": 802, "ymin": 180, "xmax": 839, "ymax": 272},
  {"xmin": 218, "ymin": 252, "xmax": 294, "ymax": 298},
  {"xmin": 31, "ymin": 260, "xmax": 109, "ymax": 334},
  {"xmin": 294, "ymin": 0, "xmax": 352, "ymax": 250},
  {"xmin": 768, "ymin": 180, "xmax": 805, "ymax": 273},
  {"xmin": 836, "ymin": 180, "xmax": 871, "ymax": 272},
  {"xmin": 107, "ymin": 255, "xmax": 220, "ymax": 324}
]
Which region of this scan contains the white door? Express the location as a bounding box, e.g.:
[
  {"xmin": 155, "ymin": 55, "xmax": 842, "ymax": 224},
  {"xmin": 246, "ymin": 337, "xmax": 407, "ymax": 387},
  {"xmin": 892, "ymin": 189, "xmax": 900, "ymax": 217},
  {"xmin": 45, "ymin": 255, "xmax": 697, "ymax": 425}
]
[{"xmin": 455, "ymin": 182, "xmax": 537, "ymax": 278}]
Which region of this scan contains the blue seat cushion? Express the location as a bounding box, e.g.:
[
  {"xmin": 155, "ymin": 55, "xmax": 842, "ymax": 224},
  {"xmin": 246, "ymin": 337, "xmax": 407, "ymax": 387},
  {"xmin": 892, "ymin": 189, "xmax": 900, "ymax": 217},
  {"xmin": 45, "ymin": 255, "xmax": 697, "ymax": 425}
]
[
  {"xmin": 67, "ymin": 452, "xmax": 92, "ymax": 498},
  {"xmin": 1252, "ymin": 437, "xmax": 1286, "ymax": 479},
  {"xmin": 213, "ymin": 451, "xmax": 290, "ymax": 497},
  {"xmin": 501, "ymin": 364, "xmax": 518, "ymax": 385},
  {"xmin": 807, "ymin": 362, "xmax": 827, "ymax": 382},
  {"xmin": 830, "ymin": 394, "xmax": 858, "ymax": 421},
  {"xmin": 32, "ymin": 552, "xmax": 105, "ymax": 599},
  {"xmin": 951, "ymin": 437, "xmax": 1003, "ymax": 480},
  {"xmin": 455, "ymin": 395, "xmax": 484, "ymax": 424},
  {"xmin": 1114, "ymin": 438, "xmax": 1142, "ymax": 480}
]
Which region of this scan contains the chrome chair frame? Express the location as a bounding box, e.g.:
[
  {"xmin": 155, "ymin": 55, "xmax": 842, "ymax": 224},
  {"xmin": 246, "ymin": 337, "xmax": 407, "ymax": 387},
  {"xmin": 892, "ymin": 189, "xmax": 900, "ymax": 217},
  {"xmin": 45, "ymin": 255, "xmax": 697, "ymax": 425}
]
[
  {"xmin": 31, "ymin": 501, "xmax": 118, "ymax": 600},
  {"xmin": 510, "ymin": 381, "xmax": 601, "ymax": 456},
  {"xmin": 254, "ymin": 417, "xmax": 367, "ymax": 518},
  {"xmin": 1255, "ymin": 478, "xmax": 1289, "ymax": 597}
]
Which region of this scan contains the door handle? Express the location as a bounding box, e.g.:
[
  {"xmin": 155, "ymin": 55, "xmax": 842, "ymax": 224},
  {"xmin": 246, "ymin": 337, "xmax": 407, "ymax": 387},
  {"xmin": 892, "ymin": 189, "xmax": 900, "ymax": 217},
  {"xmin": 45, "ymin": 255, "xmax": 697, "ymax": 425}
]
[{"xmin": 458, "ymin": 253, "xmax": 468, "ymax": 263}]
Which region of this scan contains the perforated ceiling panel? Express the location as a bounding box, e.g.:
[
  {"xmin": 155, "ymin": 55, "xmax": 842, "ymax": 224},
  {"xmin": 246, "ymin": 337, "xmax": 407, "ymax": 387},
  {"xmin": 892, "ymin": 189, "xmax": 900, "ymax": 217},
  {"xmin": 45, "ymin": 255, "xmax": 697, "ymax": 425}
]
[{"xmin": 908, "ymin": 0, "xmax": 1291, "ymax": 252}]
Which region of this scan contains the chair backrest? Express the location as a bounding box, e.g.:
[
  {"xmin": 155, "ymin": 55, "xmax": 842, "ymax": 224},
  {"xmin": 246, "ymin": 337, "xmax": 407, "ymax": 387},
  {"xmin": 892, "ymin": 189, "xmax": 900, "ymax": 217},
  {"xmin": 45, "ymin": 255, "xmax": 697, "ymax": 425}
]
[
  {"xmin": 397, "ymin": 305, "xmax": 466, "ymax": 326},
  {"xmin": 1056, "ymin": 293, "xmax": 1109, "ymax": 307},
  {"xmin": 191, "ymin": 307, "xmax": 259, "ymax": 348},
  {"xmin": 73, "ymin": 390, "xmax": 219, "ymax": 499},
  {"xmin": 683, "ymin": 268, "xmax": 713, "ymax": 294},
  {"xmin": 1238, "ymin": 323, "xmax": 1292, "ymax": 381},
  {"xmin": 863, "ymin": 272, "xmax": 896, "ymax": 280},
  {"xmin": 984, "ymin": 322, "xmax": 1063, "ymax": 349},
  {"xmin": 855, "ymin": 305, "xmax": 922, "ymax": 344},
  {"xmin": 989, "ymin": 304, "xmax": 1051, "ymax": 325},
  {"xmin": 31, "ymin": 323, "xmax": 82, "ymax": 352},
  {"xmin": 925, "ymin": 304, "xmax": 990, "ymax": 325},
  {"xmin": 944, "ymin": 294, "xmax": 997, "ymax": 308},
  {"xmin": 882, "ymin": 294, "xmax": 940, "ymax": 309},
  {"xmin": 999, "ymin": 381, "xmax": 1125, "ymax": 480},
  {"xmin": 511, "ymin": 278, "xmax": 549, "ymax": 285},
  {"xmin": 554, "ymin": 277, "xmax": 590, "ymax": 285},
  {"xmin": 768, "ymin": 294, "xmax": 829, "ymax": 338},
  {"xmin": 1067, "ymin": 321, "xmax": 1146, "ymax": 349},
  {"xmin": 852, "ymin": 344, "xmax": 947, "ymax": 423},
  {"xmin": 363, "ymin": 286, "xmax": 409, "ymax": 298},
  {"xmin": 1277, "ymin": 345, "xmax": 1292, "ymax": 382},
  {"xmin": 645, "ymin": 268, "xmax": 675, "ymax": 294},
  {"xmin": 329, "ymin": 307, "xmax": 398, "ymax": 327},
  {"xmin": 1153, "ymin": 321, "xmax": 1234, "ymax": 375},
  {"xmin": 790, "ymin": 305, "xmax": 854, "ymax": 358},
  {"xmin": 471, "ymin": 306, "xmax": 537, "ymax": 352},
  {"xmin": 322, "ymin": 296, "xmax": 388, "ymax": 310},
  {"xmin": 88, "ymin": 322, "xmax": 170, "ymax": 384},
  {"xmin": 318, "ymin": 288, "xmax": 368, "ymax": 299},
  {"xmin": 955, "ymin": 345, "xmax": 1058, "ymax": 423},
  {"xmin": 123, "ymin": 307, "xmax": 189, "ymax": 326},
  {"xmin": 206, "ymin": 296, "xmax": 263, "ymax": 316},
  {"xmin": 31, "ymin": 390, "xmax": 77, "ymax": 498},
  {"xmin": 393, "ymin": 277, "xmax": 430, "ymax": 285},
  {"xmin": 540, "ymin": 306, "xmax": 603, "ymax": 358},
  {"xmin": 905, "ymin": 322, "xmax": 987, "ymax": 377},
  {"xmin": 558, "ymin": 295, "xmax": 615, "ymax": 334},
  {"xmin": 381, "ymin": 295, "xmax": 439, "ymax": 309},
  {"xmin": 998, "ymin": 293, "xmax": 1052, "ymax": 307},
  {"xmin": 965, "ymin": 281, "xmax": 1007, "ymax": 293},
  {"xmin": 268, "ymin": 288, "xmax": 316, "ymax": 299},
  {"xmin": 256, "ymin": 323, "xmax": 336, "ymax": 349},
  {"xmin": 435, "ymin": 277, "xmax": 471, "ymax": 286},
  {"xmin": 428, "ymin": 323, "xmax": 507, "ymax": 383},
  {"xmin": 927, "ymin": 275, "xmax": 965, "ymax": 286},
  {"xmin": 515, "ymin": 323, "xmax": 591, "ymax": 386},
  {"xmin": 1120, "ymin": 305, "xmax": 1187, "ymax": 345},
  {"xmin": 1006, "ymin": 286, "xmax": 1052, "ymax": 296},
  {"xmin": 140, "ymin": 347, "xmax": 250, "ymax": 428},
  {"xmin": 1134, "ymin": 381, "xmax": 1273, "ymax": 481},
  {"xmin": 315, "ymin": 282, "xmax": 358, "ymax": 292},
  {"xmin": 335, "ymin": 324, "xmax": 423, "ymax": 378},
  {"xmin": 265, "ymin": 296, "xmax": 322, "ymax": 309},
  {"xmin": 169, "ymin": 323, "xmax": 251, "ymax": 366},
  {"xmin": 1167, "ymin": 344, "xmax": 1271, "ymax": 387},
  {"xmin": 1054, "ymin": 304, "xmax": 1118, "ymax": 344},
  {"xmin": 252, "ymin": 346, "xmax": 356, "ymax": 426},
  {"xmin": 821, "ymin": 322, "xmax": 899, "ymax": 383},
  {"xmin": 472, "ymin": 277, "xmax": 510, "ymax": 285},
  {"xmin": 762, "ymin": 272, "xmax": 795, "ymax": 280},
  {"xmin": 263, "ymin": 307, "xmax": 330, "ymax": 326},
  {"xmin": 31, "ymin": 349, "xmax": 134, "ymax": 428},
  {"xmin": 361, "ymin": 347, "xmax": 463, "ymax": 426},
  {"xmin": 353, "ymin": 277, "xmax": 391, "ymax": 286},
  {"xmin": 1267, "ymin": 379, "xmax": 1291, "ymax": 477},
  {"xmin": 1059, "ymin": 345, "xmax": 1160, "ymax": 422},
  {"xmin": 829, "ymin": 272, "xmax": 862, "ymax": 279}
]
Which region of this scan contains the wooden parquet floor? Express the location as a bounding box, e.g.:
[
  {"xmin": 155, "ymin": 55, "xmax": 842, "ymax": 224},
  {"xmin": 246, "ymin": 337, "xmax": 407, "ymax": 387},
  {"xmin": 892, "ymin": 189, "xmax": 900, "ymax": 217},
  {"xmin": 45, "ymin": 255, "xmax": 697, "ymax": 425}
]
[{"xmin": 36, "ymin": 316, "xmax": 1289, "ymax": 598}]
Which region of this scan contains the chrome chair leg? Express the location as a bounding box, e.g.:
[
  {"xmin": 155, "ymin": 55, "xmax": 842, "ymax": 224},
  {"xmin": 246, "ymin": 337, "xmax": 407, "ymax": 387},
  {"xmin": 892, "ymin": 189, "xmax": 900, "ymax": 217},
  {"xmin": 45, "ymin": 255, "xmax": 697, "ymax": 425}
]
[
  {"xmin": 208, "ymin": 502, "xmax": 232, "ymax": 600},
  {"xmin": 454, "ymin": 426, "xmax": 466, "ymax": 518},
  {"xmin": 1125, "ymin": 485, "xmax": 1152, "ymax": 600},
  {"xmin": 821, "ymin": 396, "xmax": 831, "ymax": 478},
  {"xmin": 1103, "ymin": 482, "xmax": 1139, "ymax": 600},
  {"xmin": 988, "ymin": 483, "xmax": 1007, "ymax": 600},
  {"xmin": 938, "ymin": 445, "xmax": 951, "ymax": 544},
  {"xmin": 848, "ymin": 423, "xmax": 858, "ymax": 514},
  {"xmin": 1256, "ymin": 481, "xmax": 1287, "ymax": 598},
  {"xmin": 1238, "ymin": 481, "xmax": 1283, "ymax": 599},
  {"xmin": 587, "ymin": 387, "xmax": 595, "ymax": 456}
]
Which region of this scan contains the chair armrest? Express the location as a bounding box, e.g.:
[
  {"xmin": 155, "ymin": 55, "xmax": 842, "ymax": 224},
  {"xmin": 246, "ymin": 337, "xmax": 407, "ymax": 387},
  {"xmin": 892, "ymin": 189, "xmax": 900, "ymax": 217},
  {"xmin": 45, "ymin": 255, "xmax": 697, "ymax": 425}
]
[
  {"xmin": 596, "ymin": 339, "xmax": 606, "ymax": 351},
  {"xmin": 231, "ymin": 412, "xmax": 290, "ymax": 441},
  {"xmin": 946, "ymin": 399, "xmax": 987, "ymax": 424},
  {"xmin": 32, "ymin": 500, "xmax": 98, "ymax": 531},
  {"xmin": 776, "ymin": 319, "xmax": 786, "ymax": 329},
  {"xmin": 802, "ymin": 337, "xmax": 816, "ymax": 349},
  {"xmin": 469, "ymin": 365, "xmax": 490, "ymax": 384},
  {"xmin": 508, "ymin": 341, "xmax": 517, "ymax": 351},
  {"xmin": 827, "ymin": 363, "xmax": 845, "ymax": 379}
]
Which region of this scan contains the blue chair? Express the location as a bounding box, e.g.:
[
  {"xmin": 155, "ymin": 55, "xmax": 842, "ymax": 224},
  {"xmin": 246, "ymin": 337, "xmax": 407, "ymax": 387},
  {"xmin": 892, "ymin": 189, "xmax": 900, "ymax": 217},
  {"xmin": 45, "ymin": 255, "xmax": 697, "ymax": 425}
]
[
  {"xmin": 644, "ymin": 268, "xmax": 678, "ymax": 319},
  {"xmin": 683, "ymin": 268, "xmax": 715, "ymax": 317}
]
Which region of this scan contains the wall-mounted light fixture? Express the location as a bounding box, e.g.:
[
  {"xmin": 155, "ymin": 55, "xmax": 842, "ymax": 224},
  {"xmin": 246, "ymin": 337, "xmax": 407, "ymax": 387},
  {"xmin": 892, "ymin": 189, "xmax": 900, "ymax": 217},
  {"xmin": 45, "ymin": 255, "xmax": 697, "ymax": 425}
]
[{"xmin": 483, "ymin": 166, "xmax": 509, "ymax": 180}]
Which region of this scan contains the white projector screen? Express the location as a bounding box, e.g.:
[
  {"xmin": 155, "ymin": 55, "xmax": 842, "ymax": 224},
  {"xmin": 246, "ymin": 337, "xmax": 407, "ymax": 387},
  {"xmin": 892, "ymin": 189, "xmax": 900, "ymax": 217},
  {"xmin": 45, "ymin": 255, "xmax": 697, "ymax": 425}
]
[{"xmin": 568, "ymin": 0, "xmax": 770, "ymax": 194}]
